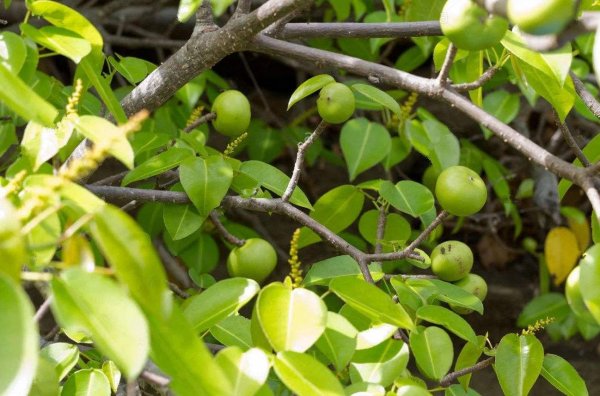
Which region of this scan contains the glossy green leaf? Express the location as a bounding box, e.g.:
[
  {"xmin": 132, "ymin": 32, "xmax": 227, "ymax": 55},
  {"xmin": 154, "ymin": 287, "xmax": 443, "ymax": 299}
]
[
  {"xmin": 108, "ymin": 56, "xmax": 152, "ymax": 84},
  {"xmin": 340, "ymin": 118, "xmax": 391, "ymax": 181},
  {"xmin": 455, "ymin": 336, "xmax": 485, "ymax": 390},
  {"xmin": 0, "ymin": 273, "xmax": 38, "ymax": 396},
  {"xmin": 180, "ymin": 155, "xmax": 233, "ymax": 216},
  {"xmin": 380, "ymin": 180, "xmax": 434, "ymax": 217},
  {"xmin": 74, "ymin": 115, "xmax": 134, "ymax": 168},
  {"xmin": 163, "ymin": 203, "xmax": 204, "ymax": 240},
  {"xmin": 330, "ymin": 277, "xmax": 414, "ymax": 330},
  {"xmin": 51, "ymin": 269, "xmax": 149, "ymax": 379},
  {"xmin": 215, "ymin": 347, "xmax": 270, "ymax": 396},
  {"xmin": 409, "ymin": 326, "xmax": 453, "ymax": 381},
  {"xmin": 517, "ymin": 293, "xmax": 571, "ymax": 328},
  {"xmin": 239, "ymin": 160, "xmax": 312, "ymax": 209},
  {"xmin": 349, "ymin": 339, "xmax": 409, "ymax": 387},
  {"xmin": 79, "ymin": 58, "xmax": 127, "ymax": 123},
  {"xmin": 0, "ymin": 31, "xmax": 27, "ymax": 73},
  {"xmin": 183, "ymin": 278, "xmax": 260, "ymax": 333},
  {"xmin": 406, "ymin": 279, "xmax": 484, "ymax": 314},
  {"xmin": 177, "ymin": 0, "xmax": 204, "ymax": 22},
  {"xmin": 256, "ymin": 283, "xmax": 327, "ymax": 352},
  {"xmin": 298, "ymin": 185, "xmax": 364, "ymax": 247},
  {"xmin": 210, "ymin": 316, "xmax": 253, "ymax": 350},
  {"xmin": 482, "ymin": 90, "xmax": 520, "ymax": 138},
  {"xmin": 0, "ymin": 62, "xmax": 58, "ymax": 127},
  {"xmin": 579, "ymin": 244, "xmax": 600, "ymax": 324},
  {"xmin": 273, "ymin": 351, "xmax": 345, "ymax": 396},
  {"xmin": 21, "ymin": 121, "xmax": 60, "ymax": 171},
  {"xmin": 122, "ymin": 147, "xmax": 192, "ymax": 186},
  {"xmin": 61, "ymin": 369, "xmax": 110, "ymax": 396},
  {"xmin": 416, "ymin": 305, "xmax": 477, "ymax": 344},
  {"xmin": 101, "ymin": 361, "xmax": 121, "ymax": 394},
  {"xmin": 406, "ymin": 119, "xmax": 459, "ymax": 172},
  {"xmin": 315, "ymin": 312, "xmax": 357, "ymax": 372},
  {"xmin": 542, "ymin": 44, "xmax": 573, "ymax": 87},
  {"xmin": 302, "ymin": 255, "xmax": 384, "ymax": 286},
  {"xmin": 495, "ymin": 333, "xmax": 544, "ymax": 396},
  {"xmin": 288, "ymin": 74, "xmax": 335, "ymax": 110},
  {"xmin": 28, "ymin": 355, "xmax": 59, "ymax": 396},
  {"xmin": 540, "ymin": 354, "xmax": 588, "ymax": 396},
  {"xmin": 358, "ymin": 209, "xmax": 411, "ymax": 246},
  {"xmin": 89, "ymin": 204, "xmax": 170, "ymax": 318},
  {"xmin": 39, "ymin": 343, "xmax": 79, "ymax": 381},
  {"xmin": 20, "ymin": 24, "xmax": 91, "ymax": 64},
  {"xmin": 351, "ymin": 84, "xmax": 401, "ymax": 116}
]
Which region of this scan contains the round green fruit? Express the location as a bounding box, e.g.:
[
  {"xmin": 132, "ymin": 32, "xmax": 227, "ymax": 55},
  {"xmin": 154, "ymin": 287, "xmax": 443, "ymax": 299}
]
[
  {"xmin": 316, "ymin": 82, "xmax": 355, "ymax": 124},
  {"xmin": 507, "ymin": 0, "xmax": 574, "ymax": 36},
  {"xmin": 440, "ymin": 0, "xmax": 508, "ymax": 51},
  {"xmin": 211, "ymin": 90, "xmax": 251, "ymax": 137},
  {"xmin": 565, "ymin": 266, "xmax": 597, "ymax": 324},
  {"xmin": 435, "ymin": 165, "xmax": 487, "ymax": 216},
  {"xmin": 226, "ymin": 238, "xmax": 277, "ymax": 283},
  {"xmin": 450, "ymin": 273, "xmax": 488, "ymax": 315},
  {"xmin": 431, "ymin": 240, "xmax": 473, "ymax": 281}
]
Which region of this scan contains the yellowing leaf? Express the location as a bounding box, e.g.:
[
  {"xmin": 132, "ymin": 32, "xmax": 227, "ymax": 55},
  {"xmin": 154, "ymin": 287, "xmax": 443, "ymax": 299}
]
[
  {"xmin": 568, "ymin": 217, "xmax": 591, "ymax": 252},
  {"xmin": 544, "ymin": 227, "xmax": 580, "ymax": 285}
]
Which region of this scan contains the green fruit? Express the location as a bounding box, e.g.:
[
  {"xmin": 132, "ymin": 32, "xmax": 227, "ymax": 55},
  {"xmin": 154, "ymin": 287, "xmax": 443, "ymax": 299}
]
[
  {"xmin": 0, "ymin": 199, "xmax": 26, "ymax": 281},
  {"xmin": 435, "ymin": 165, "xmax": 487, "ymax": 216},
  {"xmin": 316, "ymin": 83, "xmax": 355, "ymax": 124},
  {"xmin": 507, "ymin": 0, "xmax": 574, "ymax": 35},
  {"xmin": 565, "ymin": 266, "xmax": 597, "ymax": 324},
  {"xmin": 440, "ymin": 0, "xmax": 508, "ymax": 51},
  {"xmin": 450, "ymin": 273, "xmax": 488, "ymax": 315},
  {"xmin": 211, "ymin": 90, "xmax": 251, "ymax": 137},
  {"xmin": 431, "ymin": 240, "xmax": 473, "ymax": 281},
  {"xmin": 226, "ymin": 238, "xmax": 277, "ymax": 283}
]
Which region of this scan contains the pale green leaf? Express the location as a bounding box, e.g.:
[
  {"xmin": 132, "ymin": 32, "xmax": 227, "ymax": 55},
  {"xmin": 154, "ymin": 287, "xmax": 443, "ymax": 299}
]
[
  {"xmin": 215, "ymin": 347, "xmax": 270, "ymax": 396},
  {"xmin": 61, "ymin": 369, "xmax": 110, "ymax": 396},
  {"xmin": 180, "ymin": 155, "xmax": 233, "ymax": 216},
  {"xmin": 409, "ymin": 326, "xmax": 453, "ymax": 381},
  {"xmin": 540, "ymin": 354, "xmax": 588, "ymax": 396},
  {"xmin": 351, "ymin": 84, "xmax": 401, "ymax": 116},
  {"xmin": 340, "ymin": 118, "xmax": 391, "ymax": 180},
  {"xmin": 273, "ymin": 351, "xmax": 345, "ymax": 396},
  {"xmin": 122, "ymin": 148, "xmax": 192, "ymax": 186},
  {"xmin": 20, "ymin": 24, "xmax": 91, "ymax": 64},
  {"xmin": 288, "ymin": 74, "xmax": 335, "ymax": 110},
  {"xmin": 74, "ymin": 115, "xmax": 134, "ymax": 168}
]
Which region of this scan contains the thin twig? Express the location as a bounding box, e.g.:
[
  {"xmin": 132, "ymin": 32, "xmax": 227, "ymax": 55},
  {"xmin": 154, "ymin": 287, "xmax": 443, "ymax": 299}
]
[
  {"xmin": 440, "ymin": 357, "xmax": 494, "ymax": 387},
  {"xmin": 140, "ymin": 370, "xmax": 170, "ymax": 387},
  {"xmin": 34, "ymin": 296, "xmax": 53, "ymax": 322},
  {"xmin": 570, "ymin": 72, "xmax": 600, "ymax": 120},
  {"xmin": 282, "ymin": 120, "xmax": 328, "ymax": 202},
  {"xmin": 555, "ymin": 113, "xmax": 590, "ymax": 167},
  {"xmin": 184, "ymin": 112, "xmax": 216, "ymax": 133},
  {"xmin": 209, "ymin": 211, "xmax": 246, "ymax": 246},
  {"xmin": 437, "ymin": 44, "xmax": 457, "ymax": 87},
  {"xmin": 452, "ymin": 66, "xmax": 499, "ymax": 91},
  {"xmin": 91, "ymin": 171, "xmax": 129, "ymax": 186}
]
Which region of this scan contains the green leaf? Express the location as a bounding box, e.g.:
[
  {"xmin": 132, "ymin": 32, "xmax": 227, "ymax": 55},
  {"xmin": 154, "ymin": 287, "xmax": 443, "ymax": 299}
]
[
  {"xmin": 495, "ymin": 334, "xmax": 544, "ymax": 396},
  {"xmin": 579, "ymin": 244, "xmax": 600, "ymax": 324},
  {"xmin": 183, "ymin": 278, "xmax": 260, "ymax": 333},
  {"xmin": 239, "ymin": 160, "xmax": 312, "ymax": 209},
  {"xmin": 180, "ymin": 233, "xmax": 219, "ymax": 273},
  {"xmin": 40, "ymin": 343, "xmax": 79, "ymax": 381},
  {"xmin": 349, "ymin": 339, "xmax": 410, "ymax": 387},
  {"xmin": 51, "ymin": 269, "xmax": 149, "ymax": 379},
  {"xmin": 21, "ymin": 121, "xmax": 59, "ymax": 171},
  {"xmin": 482, "ymin": 90, "xmax": 520, "ymax": 139},
  {"xmin": 455, "ymin": 336, "xmax": 485, "ymax": 390},
  {"xmin": 108, "ymin": 56, "xmax": 152, "ymax": 84},
  {"xmin": 406, "ymin": 279, "xmax": 484, "ymax": 314},
  {"xmin": 298, "ymin": 185, "xmax": 364, "ymax": 247},
  {"xmin": 101, "ymin": 361, "xmax": 121, "ymax": 393},
  {"xmin": 0, "ymin": 31, "xmax": 27, "ymax": 73},
  {"xmin": 28, "ymin": 355, "xmax": 60, "ymax": 396},
  {"xmin": 256, "ymin": 283, "xmax": 327, "ymax": 352},
  {"xmin": 0, "ymin": 273, "xmax": 38, "ymax": 396},
  {"xmin": 273, "ymin": 351, "xmax": 345, "ymax": 396},
  {"xmin": 358, "ymin": 209, "xmax": 411, "ymax": 246},
  {"xmin": 288, "ymin": 74, "xmax": 335, "ymax": 110},
  {"xmin": 210, "ymin": 316, "xmax": 253, "ymax": 350},
  {"xmin": 416, "ymin": 305, "xmax": 478, "ymax": 344},
  {"xmin": 215, "ymin": 347, "xmax": 270, "ymax": 396},
  {"xmin": 540, "ymin": 354, "xmax": 588, "ymax": 396},
  {"xmin": 180, "ymin": 155, "xmax": 233, "ymax": 216},
  {"xmin": 302, "ymin": 255, "xmax": 384, "ymax": 286},
  {"xmin": 27, "ymin": 211, "xmax": 60, "ymax": 268},
  {"xmin": 163, "ymin": 203, "xmax": 204, "ymax": 240},
  {"xmin": 517, "ymin": 293, "xmax": 571, "ymax": 328},
  {"xmin": 409, "ymin": 326, "xmax": 453, "ymax": 381},
  {"xmin": 0, "ymin": 62, "xmax": 58, "ymax": 127},
  {"xmin": 177, "ymin": 0, "xmax": 204, "ymax": 22},
  {"xmin": 20, "ymin": 24, "xmax": 91, "ymax": 64},
  {"xmin": 122, "ymin": 148, "xmax": 192, "ymax": 186},
  {"xmin": 79, "ymin": 58, "xmax": 127, "ymax": 123},
  {"xmin": 74, "ymin": 115, "xmax": 134, "ymax": 168},
  {"xmin": 445, "ymin": 385, "xmax": 481, "ymax": 396},
  {"xmin": 62, "ymin": 370, "xmax": 110, "ymax": 396},
  {"xmin": 406, "ymin": 119, "xmax": 460, "ymax": 172},
  {"xmin": 380, "ymin": 180, "xmax": 434, "ymax": 217},
  {"xmin": 340, "ymin": 118, "xmax": 391, "ymax": 181},
  {"xmin": 315, "ymin": 312, "xmax": 358, "ymax": 372},
  {"xmin": 89, "ymin": 204, "xmax": 170, "ymax": 318},
  {"xmin": 350, "ymin": 84, "xmax": 401, "ymax": 116},
  {"xmin": 330, "ymin": 277, "xmax": 414, "ymax": 330}
]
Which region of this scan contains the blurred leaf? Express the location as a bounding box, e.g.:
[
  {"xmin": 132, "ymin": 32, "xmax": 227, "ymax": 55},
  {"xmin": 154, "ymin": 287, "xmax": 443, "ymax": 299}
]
[
  {"xmin": 545, "ymin": 227, "xmax": 580, "ymax": 285},
  {"xmin": 20, "ymin": 24, "xmax": 90, "ymax": 64},
  {"xmin": 177, "ymin": 0, "xmax": 203, "ymax": 22},
  {"xmin": 61, "ymin": 369, "xmax": 110, "ymax": 396},
  {"xmin": 40, "ymin": 343, "xmax": 79, "ymax": 381},
  {"xmin": 0, "ymin": 31, "xmax": 26, "ymax": 73},
  {"xmin": 74, "ymin": 115, "xmax": 134, "ymax": 169},
  {"xmin": 579, "ymin": 244, "xmax": 600, "ymax": 324},
  {"xmin": 517, "ymin": 293, "xmax": 571, "ymax": 328}
]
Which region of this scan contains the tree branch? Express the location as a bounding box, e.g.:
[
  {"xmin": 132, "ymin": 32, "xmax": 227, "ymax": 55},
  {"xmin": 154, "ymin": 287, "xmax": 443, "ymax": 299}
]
[
  {"xmin": 452, "ymin": 66, "xmax": 499, "ymax": 91},
  {"xmin": 277, "ymin": 21, "xmax": 443, "ymax": 39},
  {"xmin": 436, "ymin": 43, "xmax": 457, "ymax": 87},
  {"xmin": 570, "ymin": 72, "xmax": 600, "ymax": 120},
  {"xmin": 209, "ymin": 211, "xmax": 245, "ymax": 246},
  {"xmin": 440, "ymin": 357, "xmax": 494, "ymax": 387}
]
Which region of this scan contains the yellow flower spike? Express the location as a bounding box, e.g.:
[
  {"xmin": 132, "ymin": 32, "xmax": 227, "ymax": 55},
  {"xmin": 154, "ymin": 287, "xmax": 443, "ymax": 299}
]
[
  {"xmin": 287, "ymin": 228, "xmax": 303, "ymax": 288},
  {"xmin": 223, "ymin": 132, "xmax": 248, "ymax": 157},
  {"xmin": 0, "ymin": 170, "xmax": 27, "ymax": 199},
  {"xmin": 185, "ymin": 105, "xmax": 204, "ymax": 128},
  {"xmin": 66, "ymin": 79, "xmax": 84, "ymax": 116},
  {"xmin": 521, "ymin": 317, "xmax": 555, "ymax": 336}
]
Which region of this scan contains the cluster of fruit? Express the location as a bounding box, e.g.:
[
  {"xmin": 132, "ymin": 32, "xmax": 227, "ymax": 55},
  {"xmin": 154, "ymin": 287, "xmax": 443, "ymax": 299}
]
[{"xmin": 441, "ymin": 0, "xmax": 575, "ymax": 51}]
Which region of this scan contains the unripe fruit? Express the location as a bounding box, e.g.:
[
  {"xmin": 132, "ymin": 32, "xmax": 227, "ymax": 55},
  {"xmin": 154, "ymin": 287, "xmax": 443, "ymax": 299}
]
[
  {"xmin": 450, "ymin": 273, "xmax": 488, "ymax": 315},
  {"xmin": 211, "ymin": 90, "xmax": 251, "ymax": 137},
  {"xmin": 435, "ymin": 165, "xmax": 487, "ymax": 216},
  {"xmin": 316, "ymin": 83, "xmax": 355, "ymax": 124},
  {"xmin": 507, "ymin": 0, "xmax": 574, "ymax": 36},
  {"xmin": 431, "ymin": 240, "xmax": 473, "ymax": 281},
  {"xmin": 440, "ymin": 0, "xmax": 508, "ymax": 51},
  {"xmin": 565, "ymin": 266, "xmax": 596, "ymax": 324},
  {"xmin": 226, "ymin": 238, "xmax": 277, "ymax": 284}
]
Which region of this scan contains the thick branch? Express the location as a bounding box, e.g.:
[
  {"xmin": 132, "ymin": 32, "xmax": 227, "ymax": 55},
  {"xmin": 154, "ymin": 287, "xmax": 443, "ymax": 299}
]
[{"xmin": 278, "ymin": 21, "xmax": 442, "ymax": 39}]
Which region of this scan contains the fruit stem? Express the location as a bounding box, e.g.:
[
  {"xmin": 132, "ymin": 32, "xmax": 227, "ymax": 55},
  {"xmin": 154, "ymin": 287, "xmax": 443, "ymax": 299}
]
[{"xmin": 183, "ymin": 112, "xmax": 216, "ymax": 133}]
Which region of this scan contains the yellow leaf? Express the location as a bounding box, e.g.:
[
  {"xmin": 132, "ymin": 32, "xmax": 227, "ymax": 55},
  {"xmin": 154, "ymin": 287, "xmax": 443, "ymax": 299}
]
[
  {"xmin": 544, "ymin": 227, "xmax": 580, "ymax": 285},
  {"xmin": 568, "ymin": 216, "xmax": 591, "ymax": 252}
]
